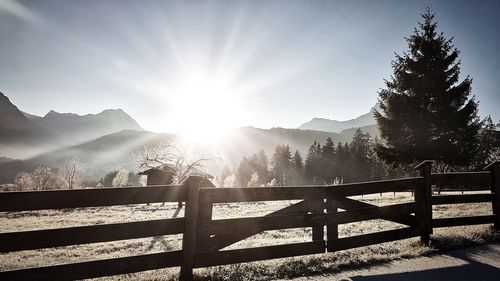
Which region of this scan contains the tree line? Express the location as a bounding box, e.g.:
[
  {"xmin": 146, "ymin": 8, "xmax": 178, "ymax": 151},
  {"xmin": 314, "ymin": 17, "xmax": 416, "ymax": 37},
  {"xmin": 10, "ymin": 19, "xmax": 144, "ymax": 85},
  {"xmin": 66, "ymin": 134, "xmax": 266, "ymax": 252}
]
[
  {"xmin": 234, "ymin": 129, "xmax": 395, "ymax": 187},
  {"xmin": 233, "ymin": 116, "xmax": 500, "ymax": 188}
]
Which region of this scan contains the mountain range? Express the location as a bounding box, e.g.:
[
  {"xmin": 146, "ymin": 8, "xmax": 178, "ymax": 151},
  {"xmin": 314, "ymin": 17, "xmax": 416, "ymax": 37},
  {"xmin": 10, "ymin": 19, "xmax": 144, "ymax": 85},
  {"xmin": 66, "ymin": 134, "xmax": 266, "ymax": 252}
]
[
  {"xmin": 0, "ymin": 92, "xmax": 143, "ymax": 158},
  {"xmin": 0, "ymin": 92, "xmax": 378, "ymax": 183},
  {"xmin": 25, "ymin": 109, "xmax": 143, "ymax": 144},
  {"xmin": 298, "ymin": 103, "xmax": 380, "ymax": 133}
]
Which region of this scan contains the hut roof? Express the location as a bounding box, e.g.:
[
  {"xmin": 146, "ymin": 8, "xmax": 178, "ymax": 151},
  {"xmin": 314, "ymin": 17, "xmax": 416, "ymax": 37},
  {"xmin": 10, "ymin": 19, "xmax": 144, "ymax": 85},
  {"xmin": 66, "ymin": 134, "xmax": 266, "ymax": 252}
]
[{"xmin": 138, "ymin": 165, "xmax": 176, "ymax": 176}]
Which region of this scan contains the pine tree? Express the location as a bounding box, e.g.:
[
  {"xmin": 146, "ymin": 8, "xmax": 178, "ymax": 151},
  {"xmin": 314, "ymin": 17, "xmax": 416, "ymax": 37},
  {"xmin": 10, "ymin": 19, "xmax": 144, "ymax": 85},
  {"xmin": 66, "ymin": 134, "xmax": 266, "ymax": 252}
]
[
  {"xmin": 290, "ymin": 150, "xmax": 305, "ymax": 185},
  {"xmin": 370, "ymin": 136, "xmax": 389, "ymax": 180},
  {"xmin": 342, "ymin": 142, "xmax": 352, "ymax": 182},
  {"xmin": 101, "ymin": 170, "xmax": 118, "ymax": 187},
  {"xmin": 305, "ymin": 141, "xmax": 322, "ymax": 184},
  {"xmin": 334, "ymin": 142, "xmax": 346, "ymax": 181},
  {"xmin": 236, "ymin": 157, "xmax": 252, "ymax": 187},
  {"xmin": 320, "ymin": 137, "xmax": 336, "ymax": 183},
  {"xmin": 270, "ymin": 144, "xmax": 292, "ymax": 186},
  {"xmin": 236, "ymin": 150, "xmax": 271, "ymax": 186},
  {"xmin": 375, "ymin": 8, "xmax": 480, "ymax": 166},
  {"xmin": 350, "ymin": 129, "xmax": 373, "ymax": 181},
  {"xmin": 249, "ymin": 150, "xmax": 269, "ymax": 184}
]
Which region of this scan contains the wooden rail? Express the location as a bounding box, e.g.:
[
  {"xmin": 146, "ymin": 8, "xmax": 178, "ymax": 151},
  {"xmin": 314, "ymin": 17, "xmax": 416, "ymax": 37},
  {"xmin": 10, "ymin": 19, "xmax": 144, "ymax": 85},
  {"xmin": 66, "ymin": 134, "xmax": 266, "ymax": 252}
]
[
  {"xmin": 0, "ymin": 161, "xmax": 499, "ymax": 280},
  {"xmin": 431, "ymin": 172, "xmax": 492, "ymax": 188},
  {"xmin": 0, "ymin": 185, "xmax": 187, "ymax": 211},
  {"xmin": 0, "ymin": 218, "xmax": 185, "ymax": 252},
  {"xmin": 0, "ymin": 251, "xmax": 183, "ymax": 281}
]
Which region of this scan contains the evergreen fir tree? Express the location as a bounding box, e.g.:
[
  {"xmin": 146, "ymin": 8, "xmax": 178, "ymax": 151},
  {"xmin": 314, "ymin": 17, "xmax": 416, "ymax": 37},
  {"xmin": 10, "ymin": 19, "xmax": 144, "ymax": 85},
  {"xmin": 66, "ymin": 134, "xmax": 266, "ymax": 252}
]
[
  {"xmin": 249, "ymin": 150, "xmax": 269, "ymax": 184},
  {"xmin": 375, "ymin": 8, "xmax": 480, "ymax": 166},
  {"xmin": 350, "ymin": 129, "xmax": 373, "ymax": 181},
  {"xmin": 370, "ymin": 136, "xmax": 389, "ymax": 180},
  {"xmin": 100, "ymin": 170, "xmax": 118, "ymax": 187},
  {"xmin": 334, "ymin": 142, "xmax": 346, "ymax": 180},
  {"xmin": 290, "ymin": 150, "xmax": 305, "ymax": 185},
  {"xmin": 342, "ymin": 143, "xmax": 352, "ymax": 182},
  {"xmin": 293, "ymin": 150, "xmax": 304, "ymax": 172},
  {"xmin": 305, "ymin": 141, "xmax": 321, "ymax": 184},
  {"xmin": 270, "ymin": 144, "xmax": 292, "ymax": 186},
  {"xmin": 236, "ymin": 156, "xmax": 252, "ymax": 187},
  {"xmin": 320, "ymin": 137, "xmax": 336, "ymax": 183},
  {"xmin": 236, "ymin": 150, "xmax": 270, "ymax": 186}
]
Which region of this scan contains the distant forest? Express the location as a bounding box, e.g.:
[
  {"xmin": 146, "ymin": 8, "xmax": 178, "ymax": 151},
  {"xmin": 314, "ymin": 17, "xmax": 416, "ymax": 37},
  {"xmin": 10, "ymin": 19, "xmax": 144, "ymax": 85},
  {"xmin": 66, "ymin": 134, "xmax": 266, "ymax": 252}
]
[{"xmin": 231, "ymin": 116, "xmax": 500, "ymax": 187}]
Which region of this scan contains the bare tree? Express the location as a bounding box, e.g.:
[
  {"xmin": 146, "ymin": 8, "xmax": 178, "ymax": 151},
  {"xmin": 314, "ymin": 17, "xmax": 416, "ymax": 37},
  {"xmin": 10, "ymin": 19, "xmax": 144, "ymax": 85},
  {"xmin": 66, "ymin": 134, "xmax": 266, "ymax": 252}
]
[
  {"xmin": 14, "ymin": 167, "xmax": 65, "ymax": 191},
  {"xmin": 134, "ymin": 142, "xmax": 217, "ymax": 184},
  {"xmin": 31, "ymin": 166, "xmax": 55, "ymax": 190},
  {"xmin": 14, "ymin": 172, "xmax": 34, "ymax": 190},
  {"xmin": 60, "ymin": 156, "xmax": 84, "ymax": 189},
  {"xmin": 135, "ymin": 142, "xmax": 218, "ymax": 208}
]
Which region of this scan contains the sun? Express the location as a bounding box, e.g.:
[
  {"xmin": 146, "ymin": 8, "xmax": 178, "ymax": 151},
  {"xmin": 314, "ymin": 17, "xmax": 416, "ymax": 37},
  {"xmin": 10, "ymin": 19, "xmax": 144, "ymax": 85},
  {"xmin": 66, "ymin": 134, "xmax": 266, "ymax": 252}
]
[{"xmin": 167, "ymin": 68, "xmax": 245, "ymax": 144}]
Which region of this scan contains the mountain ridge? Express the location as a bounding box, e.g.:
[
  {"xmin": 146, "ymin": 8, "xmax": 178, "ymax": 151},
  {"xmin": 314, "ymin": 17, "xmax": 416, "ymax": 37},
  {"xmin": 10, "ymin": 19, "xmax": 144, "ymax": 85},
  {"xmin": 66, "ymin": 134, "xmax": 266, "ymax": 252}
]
[
  {"xmin": 298, "ymin": 104, "xmax": 379, "ymax": 132},
  {"xmin": 0, "ymin": 92, "xmax": 42, "ymax": 131},
  {"xmin": 0, "ymin": 92, "xmax": 144, "ymax": 158}
]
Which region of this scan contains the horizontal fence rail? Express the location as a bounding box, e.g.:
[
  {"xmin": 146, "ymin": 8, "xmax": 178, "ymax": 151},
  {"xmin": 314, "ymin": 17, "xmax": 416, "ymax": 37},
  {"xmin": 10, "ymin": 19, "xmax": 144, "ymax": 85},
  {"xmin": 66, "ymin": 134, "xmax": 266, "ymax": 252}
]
[
  {"xmin": 195, "ymin": 241, "xmax": 325, "ymax": 268},
  {"xmin": 433, "ymin": 215, "xmax": 496, "ymax": 228},
  {"xmin": 331, "ymin": 202, "xmax": 417, "ymax": 225},
  {"xmin": 200, "ymin": 186, "xmax": 325, "ymax": 202},
  {"xmin": 0, "ymin": 185, "xmax": 187, "ymax": 211},
  {"xmin": 0, "ymin": 251, "xmax": 183, "ymax": 281},
  {"xmin": 0, "ymin": 218, "xmax": 185, "ymax": 252},
  {"xmin": 327, "ymin": 177, "xmax": 422, "ymax": 196},
  {"xmin": 432, "ymin": 193, "xmax": 493, "ymax": 205},
  {"xmin": 328, "ymin": 227, "xmax": 421, "ymax": 252},
  {"xmin": 199, "ymin": 213, "xmax": 323, "ymax": 237},
  {"xmin": 0, "ymin": 161, "xmax": 499, "ymax": 281},
  {"xmin": 431, "ymin": 172, "xmax": 492, "ymax": 189}
]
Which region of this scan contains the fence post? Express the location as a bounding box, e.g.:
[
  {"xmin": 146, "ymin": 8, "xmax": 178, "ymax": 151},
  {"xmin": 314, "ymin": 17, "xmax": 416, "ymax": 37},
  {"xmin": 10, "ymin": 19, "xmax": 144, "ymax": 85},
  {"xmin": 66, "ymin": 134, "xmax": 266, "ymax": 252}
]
[
  {"xmin": 311, "ymin": 197, "xmax": 325, "ymax": 242},
  {"xmin": 179, "ymin": 176, "xmax": 213, "ymax": 281},
  {"xmin": 326, "ymin": 190, "xmax": 338, "ymax": 252},
  {"xmin": 485, "ymin": 161, "xmax": 500, "ymax": 228},
  {"xmin": 415, "ymin": 160, "xmax": 433, "ymax": 245}
]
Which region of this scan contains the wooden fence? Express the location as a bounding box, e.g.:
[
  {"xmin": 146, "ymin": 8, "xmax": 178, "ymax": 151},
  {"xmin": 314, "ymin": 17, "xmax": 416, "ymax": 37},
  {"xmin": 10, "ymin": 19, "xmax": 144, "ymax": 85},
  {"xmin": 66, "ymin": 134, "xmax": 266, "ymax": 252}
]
[{"xmin": 0, "ymin": 161, "xmax": 499, "ymax": 280}]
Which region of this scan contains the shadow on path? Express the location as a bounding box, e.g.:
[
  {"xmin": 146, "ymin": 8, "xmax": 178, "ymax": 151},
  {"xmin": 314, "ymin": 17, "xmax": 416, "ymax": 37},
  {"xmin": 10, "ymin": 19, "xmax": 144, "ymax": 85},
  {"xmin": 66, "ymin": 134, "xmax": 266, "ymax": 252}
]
[{"xmin": 351, "ymin": 245, "xmax": 500, "ymax": 281}]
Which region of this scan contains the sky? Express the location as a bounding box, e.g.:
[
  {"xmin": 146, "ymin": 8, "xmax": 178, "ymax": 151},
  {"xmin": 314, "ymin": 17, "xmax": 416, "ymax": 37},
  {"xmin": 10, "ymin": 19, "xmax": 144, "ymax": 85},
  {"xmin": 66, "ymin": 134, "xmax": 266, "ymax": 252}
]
[{"xmin": 1, "ymin": 0, "xmax": 499, "ymax": 134}]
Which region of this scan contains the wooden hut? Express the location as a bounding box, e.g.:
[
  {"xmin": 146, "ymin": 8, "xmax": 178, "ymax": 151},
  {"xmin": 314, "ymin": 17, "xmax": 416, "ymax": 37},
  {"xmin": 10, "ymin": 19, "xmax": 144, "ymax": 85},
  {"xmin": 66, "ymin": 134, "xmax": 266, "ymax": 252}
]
[
  {"xmin": 138, "ymin": 166, "xmax": 176, "ymax": 186},
  {"xmin": 139, "ymin": 166, "xmax": 215, "ymax": 187}
]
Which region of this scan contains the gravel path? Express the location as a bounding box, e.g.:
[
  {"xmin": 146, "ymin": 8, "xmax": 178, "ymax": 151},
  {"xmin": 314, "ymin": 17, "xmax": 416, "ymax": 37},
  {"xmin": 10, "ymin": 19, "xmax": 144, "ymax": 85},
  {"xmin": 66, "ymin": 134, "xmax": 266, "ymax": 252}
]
[{"xmin": 280, "ymin": 242, "xmax": 500, "ymax": 281}]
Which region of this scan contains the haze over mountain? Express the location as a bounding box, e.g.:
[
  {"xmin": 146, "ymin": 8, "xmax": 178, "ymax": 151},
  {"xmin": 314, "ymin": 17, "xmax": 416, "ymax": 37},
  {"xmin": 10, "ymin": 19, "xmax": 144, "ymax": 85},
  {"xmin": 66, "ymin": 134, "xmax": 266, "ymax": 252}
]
[
  {"xmin": 0, "ymin": 125, "xmax": 371, "ymax": 184},
  {"xmin": 0, "ymin": 92, "xmax": 143, "ymax": 158},
  {"xmin": 26, "ymin": 130, "xmax": 174, "ymax": 180},
  {"xmin": 299, "ymin": 104, "xmax": 380, "ymax": 133},
  {"xmin": 0, "ymin": 92, "xmax": 53, "ymax": 158}
]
